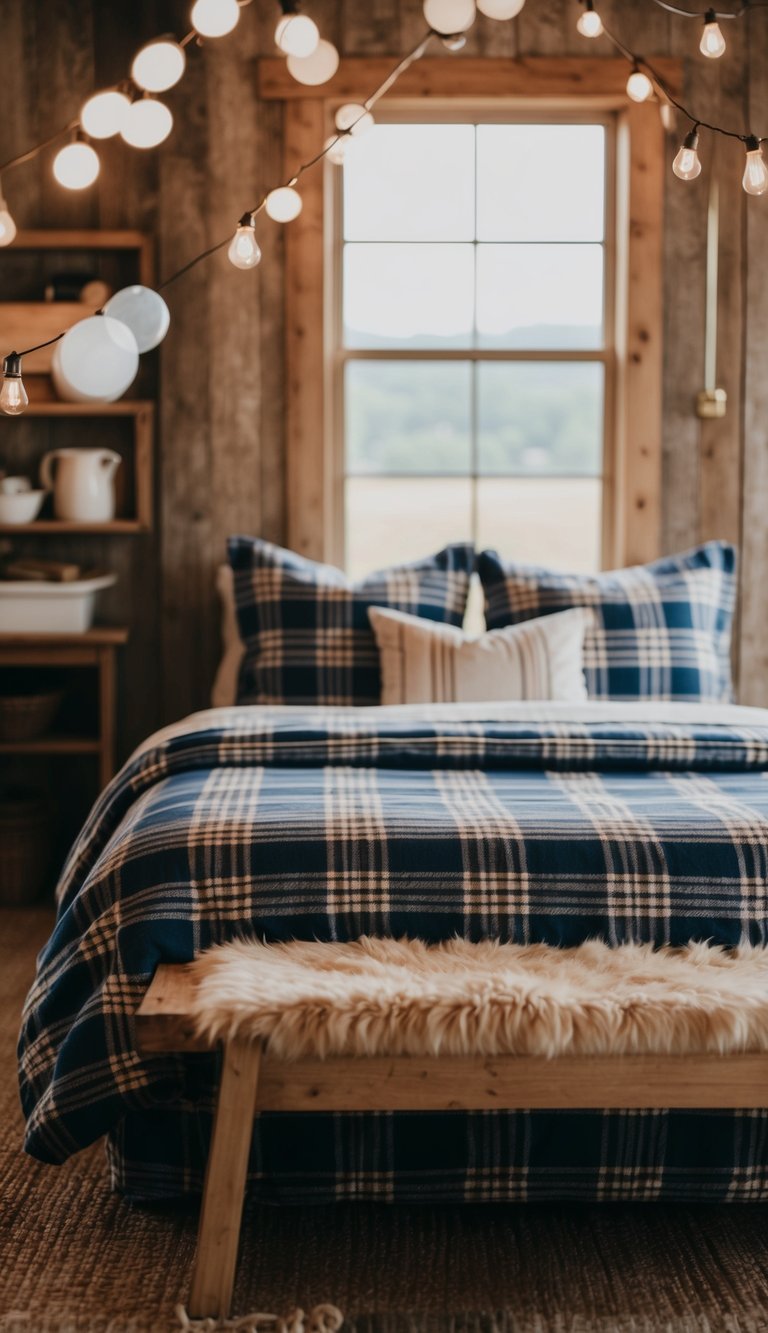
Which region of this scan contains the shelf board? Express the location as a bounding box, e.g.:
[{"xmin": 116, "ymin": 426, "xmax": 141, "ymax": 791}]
[
  {"xmin": 20, "ymin": 398, "xmax": 154, "ymax": 419},
  {"xmin": 0, "ymin": 735, "xmax": 101, "ymax": 756},
  {"xmin": 0, "ymin": 519, "xmax": 147, "ymax": 534},
  {"xmin": 0, "ymin": 628, "xmax": 129, "ymax": 646}
]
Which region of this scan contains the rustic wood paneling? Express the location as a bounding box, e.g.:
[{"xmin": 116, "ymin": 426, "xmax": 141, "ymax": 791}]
[
  {"xmin": 738, "ymin": 8, "xmax": 768, "ymax": 706},
  {"xmin": 0, "ymin": 0, "xmax": 766, "ymax": 741}
]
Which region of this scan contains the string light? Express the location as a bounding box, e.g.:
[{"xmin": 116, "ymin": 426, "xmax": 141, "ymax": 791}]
[
  {"xmin": 574, "ymin": 3, "xmax": 768, "ymax": 199},
  {"xmin": 131, "ymin": 39, "xmax": 187, "ymax": 92},
  {"xmin": 120, "ymin": 98, "xmax": 174, "ymax": 149},
  {"xmin": 275, "ymin": 6, "xmax": 321, "ymax": 58},
  {"xmin": 423, "ymin": 0, "xmax": 477, "ymax": 32},
  {"xmin": 53, "ymin": 139, "xmax": 100, "ymax": 190},
  {"xmin": 673, "ymin": 127, "xmax": 702, "ymax": 180},
  {"xmin": 323, "ymin": 135, "xmax": 349, "ymax": 166},
  {"xmin": 0, "ymin": 353, "xmax": 28, "ymax": 416},
  {"xmin": 743, "ymin": 136, "xmax": 768, "ymax": 196},
  {"xmin": 227, "ymin": 215, "xmax": 262, "ymax": 269},
  {"xmin": 286, "ymin": 38, "xmax": 340, "ymax": 85},
  {"xmin": 190, "ymin": 0, "xmax": 241, "ymax": 39},
  {"xmin": 477, "ymin": 0, "xmax": 525, "ymax": 15},
  {"xmin": 626, "ymin": 65, "xmax": 654, "ymax": 102},
  {"xmin": 5, "ymin": 0, "xmax": 768, "ymax": 417},
  {"xmin": 80, "ymin": 90, "xmax": 131, "ymax": 139},
  {"xmin": 576, "ymin": 0, "xmax": 603, "ymax": 37},
  {"xmin": 700, "ymin": 9, "xmax": 727, "ymax": 57},
  {"xmin": 0, "ymin": 192, "xmax": 16, "ymax": 246},
  {"xmin": 335, "ymin": 104, "xmax": 375, "ymax": 137},
  {"xmin": 265, "ymin": 185, "xmax": 303, "ymax": 222}
]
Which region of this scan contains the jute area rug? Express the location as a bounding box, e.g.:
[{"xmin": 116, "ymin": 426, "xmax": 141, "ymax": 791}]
[{"xmin": 3, "ymin": 910, "xmax": 768, "ymax": 1333}]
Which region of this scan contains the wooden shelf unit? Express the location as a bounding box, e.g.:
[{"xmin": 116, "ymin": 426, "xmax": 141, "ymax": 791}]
[
  {"xmin": 0, "ymin": 397, "xmax": 154, "ymax": 534},
  {"xmin": 0, "ymin": 628, "xmax": 129, "ymax": 789},
  {"xmin": 0, "ymin": 230, "xmax": 155, "ymax": 532}
]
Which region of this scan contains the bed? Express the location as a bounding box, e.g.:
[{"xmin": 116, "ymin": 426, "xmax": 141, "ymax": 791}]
[{"xmin": 18, "ymin": 698, "xmax": 768, "ymax": 1204}]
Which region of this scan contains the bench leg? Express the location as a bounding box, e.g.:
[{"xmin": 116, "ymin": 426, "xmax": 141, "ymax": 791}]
[{"xmin": 189, "ymin": 1037, "xmax": 263, "ymax": 1319}]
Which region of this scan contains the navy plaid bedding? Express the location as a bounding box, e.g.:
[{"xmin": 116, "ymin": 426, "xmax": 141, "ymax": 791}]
[
  {"xmin": 18, "ymin": 702, "xmax": 768, "ymax": 1204},
  {"xmin": 478, "ymin": 542, "xmax": 737, "ymax": 703}
]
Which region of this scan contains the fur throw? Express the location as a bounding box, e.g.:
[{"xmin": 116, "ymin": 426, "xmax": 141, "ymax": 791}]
[{"xmin": 187, "ymin": 936, "xmax": 768, "ymax": 1061}]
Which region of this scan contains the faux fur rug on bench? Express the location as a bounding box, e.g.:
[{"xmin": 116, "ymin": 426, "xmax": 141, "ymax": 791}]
[{"xmin": 187, "ymin": 936, "xmax": 768, "ymax": 1060}]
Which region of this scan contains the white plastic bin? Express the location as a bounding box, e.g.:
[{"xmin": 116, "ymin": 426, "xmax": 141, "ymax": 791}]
[{"xmin": 0, "ymin": 574, "xmax": 117, "ymax": 633}]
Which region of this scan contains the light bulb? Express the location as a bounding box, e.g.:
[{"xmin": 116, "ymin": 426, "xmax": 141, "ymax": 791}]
[
  {"xmin": 423, "ymin": 0, "xmax": 477, "ymax": 32},
  {"xmin": 191, "ymin": 0, "xmax": 241, "ymax": 37},
  {"xmin": 323, "ymin": 134, "xmax": 349, "ymax": 166},
  {"xmin": 0, "ymin": 196, "xmax": 17, "ymax": 246},
  {"xmin": 80, "ymin": 90, "xmax": 131, "ymax": 139},
  {"xmin": 286, "ymin": 38, "xmax": 339, "ymax": 85},
  {"xmin": 743, "ymin": 137, "xmax": 768, "ymax": 196},
  {"xmin": 626, "ymin": 68, "xmax": 653, "ymax": 103},
  {"xmin": 659, "ymin": 101, "xmax": 675, "ymax": 132},
  {"xmin": 1, "ymin": 356, "xmax": 28, "ymax": 416},
  {"xmin": 477, "ymin": 0, "xmax": 524, "ymax": 14},
  {"xmin": 132, "ymin": 39, "xmax": 186, "ymax": 92},
  {"xmin": 335, "ymin": 103, "xmax": 375, "ymax": 137},
  {"xmin": 576, "ymin": 2, "xmax": 602, "ymax": 36},
  {"xmin": 265, "ymin": 186, "xmax": 303, "ymax": 222},
  {"xmin": 700, "ymin": 10, "xmax": 726, "ymax": 58},
  {"xmin": 120, "ymin": 99, "xmax": 173, "ymax": 149},
  {"xmin": 672, "ymin": 129, "xmax": 702, "ymax": 181},
  {"xmin": 53, "ymin": 141, "xmax": 100, "ymax": 190},
  {"xmin": 228, "ymin": 221, "xmax": 262, "ymax": 269},
  {"xmin": 275, "ymin": 13, "xmax": 320, "ymax": 57}
]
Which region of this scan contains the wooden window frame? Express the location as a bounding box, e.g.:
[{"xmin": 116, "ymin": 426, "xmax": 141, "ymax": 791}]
[{"xmin": 259, "ymin": 56, "xmax": 681, "ymax": 570}]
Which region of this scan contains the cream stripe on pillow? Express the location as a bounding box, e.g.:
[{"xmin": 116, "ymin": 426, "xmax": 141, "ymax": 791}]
[{"xmin": 368, "ymin": 605, "xmax": 593, "ymax": 705}]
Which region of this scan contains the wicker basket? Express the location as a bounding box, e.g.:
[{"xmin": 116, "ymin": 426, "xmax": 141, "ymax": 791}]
[
  {"xmin": 0, "ymin": 791, "xmax": 51, "ymax": 905},
  {"xmin": 0, "ymin": 689, "xmax": 64, "ymax": 743}
]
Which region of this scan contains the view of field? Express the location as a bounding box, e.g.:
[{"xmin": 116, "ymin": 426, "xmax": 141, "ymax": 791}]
[
  {"xmin": 345, "ymin": 476, "xmax": 601, "ymax": 581},
  {"xmin": 340, "ymin": 122, "xmax": 607, "ymax": 590}
]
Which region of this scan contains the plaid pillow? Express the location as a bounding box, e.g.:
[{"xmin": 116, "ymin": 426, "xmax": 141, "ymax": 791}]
[
  {"xmin": 477, "ymin": 541, "xmax": 737, "ymax": 702},
  {"xmin": 229, "ymin": 538, "xmax": 475, "ymax": 706}
]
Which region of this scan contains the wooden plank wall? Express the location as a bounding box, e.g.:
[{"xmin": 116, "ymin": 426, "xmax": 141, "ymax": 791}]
[{"xmin": 0, "ymin": 0, "xmax": 766, "ymax": 754}]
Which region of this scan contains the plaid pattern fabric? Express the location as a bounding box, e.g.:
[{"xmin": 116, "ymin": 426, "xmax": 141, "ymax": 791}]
[
  {"xmin": 19, "ymin": 706, "xmax": 768, "ymax": 1203},
  {"xmin": 478, "ymin": 542, "xmax": 737, "ymax": 703},
  {"xmin": 229, "ymin": 539, "xmax": 474, "ymax": 706}
]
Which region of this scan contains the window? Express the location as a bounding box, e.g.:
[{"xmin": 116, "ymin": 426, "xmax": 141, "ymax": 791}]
[{"xmin": 332, "ymin": 116, "xmax": 614, "ymax": 579}]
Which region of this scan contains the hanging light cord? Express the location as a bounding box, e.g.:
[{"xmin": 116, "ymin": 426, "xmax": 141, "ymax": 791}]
[
  {"xmin": 650, "ymin": 0, "xmax": 768, "ymax": 16},
  {"xmin": 2, "ymin": 0, "xmax": 768, "ymax": 374},
  {"xmin": 0, "ymin": 0, "xmax": 255, "ymax": 177},
  {"xmin": 158, "ymin": 29, "xmax": 436, "ymax": 292},
  {"xmin": 591, "ymin": 11, "xmax": 764, "ymax": 143}
]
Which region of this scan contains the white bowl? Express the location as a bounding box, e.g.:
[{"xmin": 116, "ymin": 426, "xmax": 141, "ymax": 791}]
[{"xmin": 0, "ymin": 490, "xmax": 45, "ymax": 524}]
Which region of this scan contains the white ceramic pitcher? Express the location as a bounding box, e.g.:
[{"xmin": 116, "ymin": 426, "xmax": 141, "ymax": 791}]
[{"xmin": 40, "ymin": 448, "xmax": 121, "ymax": 523}]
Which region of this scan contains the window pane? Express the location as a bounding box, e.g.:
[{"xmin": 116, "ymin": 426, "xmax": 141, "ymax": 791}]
[
  {"xmin": 344, "ymin": 244, "xmax": 474, "ymax": 349},
  {"xmin": 476, "ymin": 244, "xmax": 603, "ymax": 349},
  {"xmin": 345, "ymin": 477, "xmax": 473, "ymax": 579},
  {"xmin": 477, "ymin": 477, "xmax": 602, "ymax": 572},
  {"xmin": 346, "ymin": 361, "xmax": 472, "ymax": 475},
  {"xmin": 476, "ymin": 124, "xmax": 606, "ymax": 242},
  {"xmin": 478, "ymin": 362, "xmax": 604, "ymax": 476},
  {"xmin": 344, "ymin": 125, "xmax": 476, "ymax": 242}
]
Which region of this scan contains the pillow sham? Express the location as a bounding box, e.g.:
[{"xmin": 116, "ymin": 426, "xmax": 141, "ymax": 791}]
[
  {"xmin": 211, "ymin": 564, "xmax": 245, "ymax": 709},
  {"xmin": 229, "ymin": 538, "xmax": 475, "ymax": 706},
  {"xmin": 368, "ymin": 604, "xmax": 592, "ymax": 705},
  {"xmin": 477, "ymin": 541, "xmax": 737, "ymax": 703}
]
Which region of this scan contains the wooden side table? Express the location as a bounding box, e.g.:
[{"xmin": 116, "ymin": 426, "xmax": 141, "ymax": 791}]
[{"xmin": 0, "ymin": 628, "xmax": 128, "ymax": 789}]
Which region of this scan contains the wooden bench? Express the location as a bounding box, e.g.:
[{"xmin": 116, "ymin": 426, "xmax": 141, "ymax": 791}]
[{"xmin": 136, "ymin": 962, "xmax": 768, "ymax": 1320}]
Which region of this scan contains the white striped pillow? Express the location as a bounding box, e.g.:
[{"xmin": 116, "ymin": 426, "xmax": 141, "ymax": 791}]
[{"xmin": 368, "ymin": 605, "xmax": 592, "ymax": 705}]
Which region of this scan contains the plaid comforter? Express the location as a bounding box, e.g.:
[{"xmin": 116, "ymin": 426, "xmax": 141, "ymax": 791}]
[{"xmin": 18, "ymin": 701, "xmax": 768, "ymax": 1203}]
